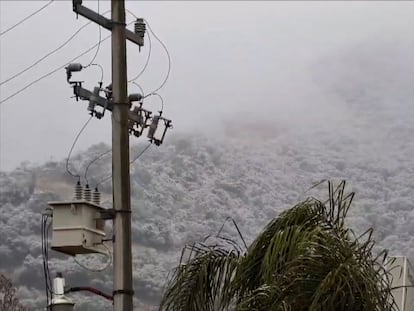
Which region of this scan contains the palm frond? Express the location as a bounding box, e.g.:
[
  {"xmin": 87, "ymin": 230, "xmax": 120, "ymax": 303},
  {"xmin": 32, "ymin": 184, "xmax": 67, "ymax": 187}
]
[
  {"xmin": 160, "ymin": 180, "xmax": 397, "ymax": 311},
  {"xmin": 159, "ymin": 239, "xmax": 240, "ymax": 311}
]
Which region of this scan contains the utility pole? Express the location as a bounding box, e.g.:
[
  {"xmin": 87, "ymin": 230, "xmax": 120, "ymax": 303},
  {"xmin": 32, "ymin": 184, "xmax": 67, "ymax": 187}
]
[
  {"xmin": 110, "ymin": 1, "xmax": 133, "ymax": 310},
  {"xmin": 64, "ymin": 1, "xmax": 172, "ymax": 310}
]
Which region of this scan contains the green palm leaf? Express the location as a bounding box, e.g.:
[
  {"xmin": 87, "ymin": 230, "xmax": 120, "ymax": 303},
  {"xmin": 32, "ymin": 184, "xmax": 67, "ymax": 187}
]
[
  {"xmin": 160, "ymin": 180, "xmax": 398, "ymax": 311},
  {"xmin": 160, "ymin": 239, "xmax": 240, "ymax": 311}
]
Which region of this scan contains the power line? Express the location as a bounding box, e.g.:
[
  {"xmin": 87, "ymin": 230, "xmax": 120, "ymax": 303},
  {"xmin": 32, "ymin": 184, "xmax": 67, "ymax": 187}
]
[
  {"xmin": 0, "ymin": 20, "xmax": 90, "ymax": 86},
  {"xmin": 41, "ymin": 213, "xmax": 53, "ymax": 306},
  {"xmin": 85, "ymin": 0, "xmax": 102, "ymax": 67},
  {"xmin": 84, "ymin": 148, "xmax": 112, "ymax": 185},
  {"xmin": 130, "ymin": 81, "xmax": 145, "ymax": 97},
  {"xmin": 130, "ymin": 142, "xmax": 151, "ymax": 164},
  {"xmin": 0, "ymin": 10, "xmax": 110, "ymax": 87},
  {"xmin": 144, "ymin": 18, "xmax": 171, "ymax": 95},
  {"xmin": 144, "ymin": 92, "xmax": 164, "ymax": 112},
  {"xmin": 0, "ymin": 20, "xmax": 134, "ymax": 105},
  {"xmin": 130, "ymin": 82, "xmax": 164, "ymax": 111},
  {"xmin": 88, "ymin": 63, "xmax": 105, "ymax": 84},
  {"xmin": 0, "ymin": 32, "xmax": 110, "ymax": 105},
  {"xmin": 0, "ymin": 0, "xmax": 54, "ymax": 37},
  {"xmin": 65, "ymin": 116, "xmax": 93, "ymax": 180},
  {"xmin": 126, "ymin": 11, "xmax": 171, "ymax": 94},
  {"xmin": 128, "ymin": 30, "xmax": 152, "ymax": 82},
  {"xmin": 95, "ymin": 143, "xmax": 151, "ymax": 188},
  {"xmin": 73, "ymin": 245, "xmax": 112, "ymax": 272}
]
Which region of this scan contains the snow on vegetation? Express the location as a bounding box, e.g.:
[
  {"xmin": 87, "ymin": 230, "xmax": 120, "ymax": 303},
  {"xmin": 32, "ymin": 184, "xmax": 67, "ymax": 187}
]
[{"xmin": 1, "ymin": 38, "xmax": 414, "ymax": 309}]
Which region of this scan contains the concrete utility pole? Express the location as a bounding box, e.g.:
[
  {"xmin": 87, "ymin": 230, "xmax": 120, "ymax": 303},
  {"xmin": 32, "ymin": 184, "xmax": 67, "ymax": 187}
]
[
  {"xmin": 110, "ymin": 1, "xmax": 133, "ymax": 310},
  {"xmin": 67, "ymin": 1, "xmax": 171, "ymax": 310}
]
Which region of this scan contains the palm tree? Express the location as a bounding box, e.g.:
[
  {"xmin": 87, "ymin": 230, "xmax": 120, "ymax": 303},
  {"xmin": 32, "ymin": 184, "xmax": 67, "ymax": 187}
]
[{"xmin": 159, "ymin": 181, "xmax": 397, "ymax": 311}]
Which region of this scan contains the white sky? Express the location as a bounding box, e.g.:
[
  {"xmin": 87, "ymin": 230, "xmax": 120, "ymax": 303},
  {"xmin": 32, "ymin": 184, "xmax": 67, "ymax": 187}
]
[{"xmin": 1, "ymin": 1, "xmax": 414, "ymax": 171}]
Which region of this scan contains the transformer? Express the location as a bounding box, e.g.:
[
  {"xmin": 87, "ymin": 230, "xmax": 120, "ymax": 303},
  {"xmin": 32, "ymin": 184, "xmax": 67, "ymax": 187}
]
[{"xmin": 48, "ymin": 200, "xmax": 107, "ymax": 256}]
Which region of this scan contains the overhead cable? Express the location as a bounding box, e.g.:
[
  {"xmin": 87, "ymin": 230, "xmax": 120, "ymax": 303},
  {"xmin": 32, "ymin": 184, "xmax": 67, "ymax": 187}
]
[
  {"xmin": 0, "ymin": 30, "xmax": 111, "ymax": 105},
  {"xmin": 145, "ymin": 92, "xmax": 164, "ymax": 111},
  {"xmin": 96, "ymin": 143, "xmax": 151, "ymax": 188},
  {"xmin": 0, "ymin": 20, "xmax": 134, "ymax": 105},
  {"xmin": 131, "ymin": 81, "xmax": 145, "ymax": 97},
  {"xmin": 128, "ymin": 31, "xmax": 152, "ymax": 82},
  {"xmin": 126, "ymin": 10, "xmax": 171, "ymax": 94},
  {"xmin": 65, "ymin": 116, "xmax": 93, "ymax": 180},
  {"xmin": 88, "ymin": 63, "xmax": 105, "ymax": 85},
  {"xmin": 0, "ymin": 10, "xmax": 110, "ymax": 87},
  {"xmin": 84, "ymin": 0, "xmax": 102, "ymax": 67},
  {"xmin": 73, "ymin": 243, "xmax": 112, "ymax": 272},
  {"xmin": 84, "ymin": 148, "xmax": 112, "ymax": 186},
  {"xmin": 0, "ymin": 0, "xmax": 54, "ymax": 37},
  {"xmin": 65, "ymin": 286, "xmax": 113, "ymax": 301},
  {"xmin": 143, "ymin": 18, "xmax": 171, "ymax": 95}
]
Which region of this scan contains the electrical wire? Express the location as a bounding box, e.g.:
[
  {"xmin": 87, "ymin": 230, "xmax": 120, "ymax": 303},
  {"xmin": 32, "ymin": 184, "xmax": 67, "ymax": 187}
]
[
  {"xmin": 41, "ymin": 214, "xmax": 53, "ymax": 306},
  {"xmin": 130, "ymin": 83, "xmax": 164, "ymax": 113},
  {"xmin": 41, "ymin": 215, "xmax": 48, "ymax": 306},
  {"xmin": 88, "ymin": 63, "xmax": 104, "ymax": 85},
  {"xmin": 130, "ymin": 142, "xmax": 151, "ymax": 164},
  {"xmin": 0, "ymin": 21, "xmax": 90, "ymax": 86},
  {"xmin": 0, "ymin": 35, "xmax": 109, "ymax": 105},
  {"xmin": 96, "ymin": 143, "xmax": 151, "ymax": 187},
  {"xmin": 0, "ymin": 0, "xmax": 54, "ymax": 37},
  {"xmin": 84, "ymin": 148, "xmax": 112, "ymax": 186},
  {"xmin": 65, "ymin": 116, "xmax": 93, "ymax": 180},
  {"xmin": 0, "ymin": 19, "xmax": 135, "ymax": 105},
  {"xmin": 73, "ymin": 243, "xmax": 112, "ymax": 272},
  {"xmin": 85, "ymin": 0, "xmax": 102, "ymax": 68},
  {"xmin": 144, "ymin": 92, "xmax": 164, "ymax": 111},
  {"xmin": 126, "ymin": 11, "xmax": 171, "ymax": 94},
  {"xmin": 65, "ymin": 286, "xmax": 113, "ymax": 301},
  {"xmin": 0, "ymin": 9, "xmax": 110, "ymax": 86},
  {"xmin": 131, "ymin": 81, "xmax": 145, "ymax": 97},
  {"xmin": 144, "ymin": 18, "xmax": 171, "ymax": 95},
  {"xmin": 128, "ymin": 30, "xmax": 152, "ymax": 82}
]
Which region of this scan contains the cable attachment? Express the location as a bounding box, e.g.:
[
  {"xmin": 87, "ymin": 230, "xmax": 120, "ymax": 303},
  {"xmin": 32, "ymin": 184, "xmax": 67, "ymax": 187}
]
[
  {"xmin": 74, "ymin": 181, "xmax": 83, "ymax": 200},
  {"xmin": 83, "ymin": 184, "xmax": 92, "ymax": 202},
  {"xmin": 134, "ymin": 18, "xmax": 146, "ymax": 51}
]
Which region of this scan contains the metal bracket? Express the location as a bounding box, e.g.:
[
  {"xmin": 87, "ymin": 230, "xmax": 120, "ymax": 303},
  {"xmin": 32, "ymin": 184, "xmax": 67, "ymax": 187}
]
[
  {"xmin": 113, "ymin": 289, "xmax": 135, "ymax": 296},
  {"xmin": 74, "ymin": 84, "xmax": 114, "ymax": 111},
  {"xmin": 100, "ymin": 208, "xmax": 115, "ymax": 220},
  {"xmin": 72, "ymin": 0, "xmax": 144, "ymax": 47}
]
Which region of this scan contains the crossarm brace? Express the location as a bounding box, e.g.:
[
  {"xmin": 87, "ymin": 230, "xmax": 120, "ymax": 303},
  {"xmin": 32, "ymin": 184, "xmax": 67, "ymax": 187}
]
[{"xmin": 73, "ymin": 0, "xmax": 144, "ymax": 47}]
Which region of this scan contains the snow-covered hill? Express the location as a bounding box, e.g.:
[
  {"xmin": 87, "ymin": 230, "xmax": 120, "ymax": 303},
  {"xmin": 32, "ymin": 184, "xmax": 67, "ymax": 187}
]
[{"xmin": 1, "ymin": 36, "xmax": 414, "ymax": 310}]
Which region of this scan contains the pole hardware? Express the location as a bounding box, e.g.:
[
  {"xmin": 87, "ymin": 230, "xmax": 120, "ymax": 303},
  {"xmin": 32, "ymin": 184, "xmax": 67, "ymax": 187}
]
[{"xmin": 72, "ymin": 0, "xmax": 145, "ymax": 48}]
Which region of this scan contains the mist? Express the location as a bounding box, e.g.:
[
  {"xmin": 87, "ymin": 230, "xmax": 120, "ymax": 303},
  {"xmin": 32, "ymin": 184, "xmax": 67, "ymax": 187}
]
[{"xmin": 1, "ymin": 1, "xmax": 414, "ymax": 170}]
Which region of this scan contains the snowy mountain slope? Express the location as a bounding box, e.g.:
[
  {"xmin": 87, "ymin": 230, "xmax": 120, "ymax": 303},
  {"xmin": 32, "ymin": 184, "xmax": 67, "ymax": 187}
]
[{"xmin": 1, "ymin": 37, "xmax": 414, "ymax": 309}]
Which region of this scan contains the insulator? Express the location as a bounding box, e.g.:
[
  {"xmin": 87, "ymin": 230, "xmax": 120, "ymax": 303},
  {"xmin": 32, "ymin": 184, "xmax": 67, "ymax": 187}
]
[
  {"xmin": 134, "ymin": 18, "xmax": 146, "ymax": 38},
  {"xmin": 92, "ymin": 188, "xmax": 101, "ymax": 205},
  {"xmin": 74, "ymin": 181, "xmax": 83, "ymax": 200},
  {"xmin": 66, "ymin": 63, "xmax": 83, "ymax": 72},
  {"xmin": 83, "ymin": 184, "xmax": 92, "ymax": 202},
  {"xmin": 129, "ymin": 93, "xmax": 143, "ymax": 103}
]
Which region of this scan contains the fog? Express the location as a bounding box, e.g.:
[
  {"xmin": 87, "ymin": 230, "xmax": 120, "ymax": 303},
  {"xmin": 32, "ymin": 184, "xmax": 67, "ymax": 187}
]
[{"xmin": 1, "ymin": 1, "xmax": 414, "ymax": 170}]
